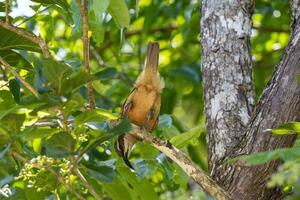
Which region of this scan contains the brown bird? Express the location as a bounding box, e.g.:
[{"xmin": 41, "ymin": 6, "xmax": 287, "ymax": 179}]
[{"xmin": 115, "ymin": 42, "xmax": 162, "ymax": 169}]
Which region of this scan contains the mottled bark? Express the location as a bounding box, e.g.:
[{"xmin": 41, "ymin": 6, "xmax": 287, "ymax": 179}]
[
  {"xmin": 200, "ymin": 0, "xmax": 255, "ymax": 184},
  {"xmin": 201, "ymin": 0, "xmax": 300, "ymax": 199}
]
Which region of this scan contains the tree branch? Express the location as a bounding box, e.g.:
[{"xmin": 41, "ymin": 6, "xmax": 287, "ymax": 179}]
[
  {"xmin": 226, "ymin": 2, "xmax": 300, "ymax": 198},
  {"xmin": 0, "ymin": 21, "xmax": 50, "ymax": 58},
  {"xmin": 5, "ymin": 0, "xmax": 9, "ymax": 23},
  {"xmin": 0, "ymin": 56, "xmax": 39, "ymax": 98},
  {"xmin": 11, "ymin": 151, "xmax": 86, "ymax": 200},
  {"xmin": 200, "ymin": 0, "xmax": 255, "ymax": 186},
  {"xmin": 130, "ymin": 125, "xmax": 232, "ymax": 200},
  {"xmin": 77, "ymin": 0, "xmax": 96, "ymax": 109}
]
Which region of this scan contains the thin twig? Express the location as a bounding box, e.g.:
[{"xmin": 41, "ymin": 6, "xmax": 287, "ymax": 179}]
[
  {"xmin": 0, "ymin": 56, "xmax": 39, "ymax": 98},
  {"xmin": 5, "ymin": 0, "xmax": 9, "ymax": 23},
  {"xmin": 130, "ymin": 125, "xmax": 232, "ymax": 200},
  {"xmin": 11, "ymin": 151, "xmax": 86, "ymax": 200},
  {"xmin": 90, "ymin": 47, "xmax": 104, "ymax": 66},
  {"xmin": 77, "ymin": 0, "xmax": 96, "ymax": 109},
  {"xmin": 74, "ymin": 169, "xmax": 101, "ymax": 200},
  {"xmin": 0, "ymin": 21, "xmax": 50, "ymax": 58},
  {"xmin": 16, "ymin": 5, "xmax": 52, "ymax": 27}
]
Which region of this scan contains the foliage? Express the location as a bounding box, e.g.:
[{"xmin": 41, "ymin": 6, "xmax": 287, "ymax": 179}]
[{"xmin": 0, "ymin": 0, "xmax": 295, "ymax": 199}]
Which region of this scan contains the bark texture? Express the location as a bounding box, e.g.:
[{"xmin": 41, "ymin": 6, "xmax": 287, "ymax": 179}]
[
  {"xmin": 201, "ymin": 0, "xmax": 300, "ymax": 199},
  {"xmin": 200, "ymin": 0, "xmax": 255, "ymax": 184},
  {"xmin": 227, "ymin": 1, "xmax": 300, "ymax": 199}
]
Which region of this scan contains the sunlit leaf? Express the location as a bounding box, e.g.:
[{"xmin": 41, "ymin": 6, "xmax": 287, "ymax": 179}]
[
  {"xmin": 171, "ymin": 125, "xmax": 203, "ymax": 148},
  {"xmin": 30, "ymin": 0, "xmax": 69, "ymax": 10},
  {"xmin": 89, "ymin": 0, "xmax": 109, "ymax": 46},
  {"xmin": 108, "ymin": 0, "xmax": 130, "ymax": 28},
  {"xmin": 75, "ymin": 108, "xmax": 118, "ymax": 126},
  {"xmin": 229, "ymin": 147, "xmax": 300, "ymax": 165},
  {"xmin": 20, "ymin": 126, "xmax": 59, "ymax": 141},
  {"xmin": 271, "ymin": 122, "xmax": 300, "ymax": 135}
]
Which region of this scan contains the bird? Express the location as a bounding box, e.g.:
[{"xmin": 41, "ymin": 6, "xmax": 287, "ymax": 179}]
[{"xmin": 115, "ymin": 42, "xmax": 163, "ymax": 169}]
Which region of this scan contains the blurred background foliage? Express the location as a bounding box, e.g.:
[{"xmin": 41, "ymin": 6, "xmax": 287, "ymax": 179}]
[{"xmin": 0, "ymin": 0, "xmax": 298, "ymax": 199}]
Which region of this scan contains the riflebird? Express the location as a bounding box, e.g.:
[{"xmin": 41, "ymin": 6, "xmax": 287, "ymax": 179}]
[{"xmin": 115, "ymin": 42, "xmax": 163, "ymax": 169}]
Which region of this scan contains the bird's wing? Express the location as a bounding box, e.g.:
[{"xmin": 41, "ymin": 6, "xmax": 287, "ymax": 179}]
[
  {"xmin": 121, "ymin": 87, "xmax": 136, "ymax": 117},
  {"xmin": 147, "ymin": 93, "xmax": 161, "ymax": 131}
]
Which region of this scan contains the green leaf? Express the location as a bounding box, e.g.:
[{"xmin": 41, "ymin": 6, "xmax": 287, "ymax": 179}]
[
  {"xmin": 42, "ymin": 131, "xmax": 75, "ymax": 157},
  {"xmin": 20, "ymin": 126, "xmax": 59, "ymax": 141},
  {"xmin": 24, "ymin": 187, "xmax": 50, "ymax": 200},
  {"xmin": 64, "ymin": 92, "xmax": 85, "ymax": 117},
  {"xmin": 0, "ymin": 27, "xmax": 41, "ymax": 53},
  {"xmin": 0, "ymin": 90, "xmax": 19, "ymax": 120},
  {"xmin": 74, "ymin": 108, "xmax": 118, "ymax": 126},
  {"xmin": 89, "ymin": 13, "xmax": 105, "ymax": 47},
  {"xmin": 80, "ymin": 119, "xmax": 132, "ymax": 156},
  {"xmin": 271, "ymin": 122, "xmax": 300, "ymax": 135},
  {"xmin": 118, "ymin": 166, "xmax": 159, "ymax": 200},
  {"xmin": 1, "ymin": 113, "xmax": 25, "ymax": 134},
  {"xmin": 170, "ymin": 125, "xmax": 203, "ymax": 148},
  {"xmin": 108, "ymin": 0, "xmax": 130, "ymax": 28},
  {"xmin": 9, "ymin": 79, "xmax": 20, "ymax": 104},
  {"xmin": 229, "ymin": 147, "xmax": 300, "ymax": 165},
  {"xmin": 89, "ymin": 0, "xmax": 109, "ymax": 46},
  {"xmin": 156, "ymin": 154, "xmax": 177, "ymax": 190},
  {"xmin": 30, "ymin": 0, "xmax": 69, "ymax": 10},
  {"xmin": 93, "ymin": 0, "xmax": 110, "ymax": 25},
  {"xmin": 95, "ymin": 67, "xmax": 118, "ymax": 80},
  {"xmin": 102, "ymin": 176, "xmax": 133, "ymax": 200},
  {"xmin": 70, "ymin": 0, "xmax": 81, "ymax": 31},
  {"xmin": 61, "ymin": 69, "xmax": 97, "ymax": 95},
  {"xmin": 83, "ymin": 159, "xmax": 116, "ymax": 183},
  {"xmin": 42, "ymin": 58, "xmax": 72, "ymax": 94},
  {"xmin": 0, "ymin": 50, "xmax": 32, "ymax": 71}
]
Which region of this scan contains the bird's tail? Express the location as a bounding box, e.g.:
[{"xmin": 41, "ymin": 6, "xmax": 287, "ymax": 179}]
[{"xmin": 145, "ymin": 42, "xmax": 159, "ymax": 72}]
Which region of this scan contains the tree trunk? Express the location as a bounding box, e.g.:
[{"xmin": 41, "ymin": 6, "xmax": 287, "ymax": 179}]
[
  {"xmin": 201, "ymin": 0, "xmax": 300, "ymax": 199},
  {"xmin": 200, "ymin": 0, "xmax": 255, "ymax": 186}
]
